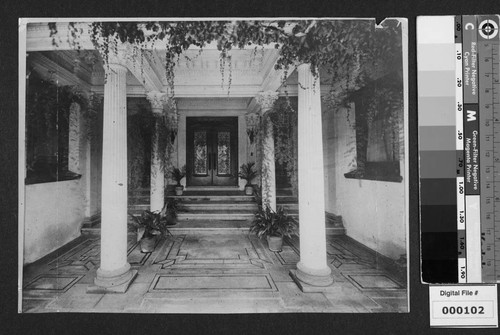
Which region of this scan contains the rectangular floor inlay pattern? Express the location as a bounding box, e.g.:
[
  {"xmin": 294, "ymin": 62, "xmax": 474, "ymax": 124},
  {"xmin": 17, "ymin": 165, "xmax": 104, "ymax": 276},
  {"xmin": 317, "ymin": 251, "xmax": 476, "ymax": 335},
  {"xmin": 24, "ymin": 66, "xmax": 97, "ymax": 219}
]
[
  {"xmin": 24, "ymin": 275, "xmax": 83, "ymax": 292},
  {"xmin": 347, "ymin": 274, "xmax": 403, "ymax": 290},
  {"xmin": 150, "ymin": 274, "xmax": 276, "ymax": 291},
  {"xmin": 22, "ymin": 233, "xmax": 407, "ymax": 313}
]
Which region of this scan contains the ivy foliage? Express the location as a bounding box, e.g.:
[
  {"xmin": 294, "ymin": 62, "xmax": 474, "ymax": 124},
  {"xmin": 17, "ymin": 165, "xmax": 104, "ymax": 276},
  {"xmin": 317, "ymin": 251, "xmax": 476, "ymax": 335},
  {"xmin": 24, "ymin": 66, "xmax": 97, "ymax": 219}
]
[
  {"xmin": 27, "ymin": 73, "xmax": 87, "ymax": 133},
  {"xmin": 25, "ymin": 72, "xmax": 88, "ymax": 181},
  {"xmin": 46, "ymin": 19, "xmax": 404, "ymax": 186},
  {"xmin": 268, "ymin": 98, "xmax": 298, "ymax": 194},
  {"xmin": 49, "ymin": 19, "xmax": 402, "ymax": 104}
]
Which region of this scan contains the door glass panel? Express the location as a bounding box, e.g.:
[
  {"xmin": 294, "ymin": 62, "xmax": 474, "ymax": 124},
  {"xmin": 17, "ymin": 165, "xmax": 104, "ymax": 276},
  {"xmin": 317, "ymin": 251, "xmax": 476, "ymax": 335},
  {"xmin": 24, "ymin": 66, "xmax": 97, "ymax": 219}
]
[
  {"xmin": 217, "ymin": 131, "xmax": 231, "ymax": 175},
  {"xmin": 194, "ymin": 131, "xmax": 207, "ymax": 175}
]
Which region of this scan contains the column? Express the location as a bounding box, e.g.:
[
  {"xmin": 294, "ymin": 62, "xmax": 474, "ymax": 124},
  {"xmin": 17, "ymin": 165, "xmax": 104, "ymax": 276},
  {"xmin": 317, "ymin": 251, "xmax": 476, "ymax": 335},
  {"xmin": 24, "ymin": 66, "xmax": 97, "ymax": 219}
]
[
  {"xmin": 292, "ymin": 63, "xmax": 333, "ymax": 287},
  {"xmin": 146, "ymin": 91, "xmax": 167, "ymax": 212},
  {"xmin": 89, "ymin": 57, "xmax": 137, "ymax": 293},
  {"xmin": 255, "ymin": 91, "xmax": 279, "ymax": 211}
]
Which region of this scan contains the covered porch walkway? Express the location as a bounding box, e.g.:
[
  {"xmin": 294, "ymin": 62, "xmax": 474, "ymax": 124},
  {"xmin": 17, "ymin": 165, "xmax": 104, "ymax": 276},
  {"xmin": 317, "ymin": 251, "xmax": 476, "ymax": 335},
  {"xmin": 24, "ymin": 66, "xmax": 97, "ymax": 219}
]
[{"xmin": 22, "ymin": 231, "xmax": 407, "ymax": 313}]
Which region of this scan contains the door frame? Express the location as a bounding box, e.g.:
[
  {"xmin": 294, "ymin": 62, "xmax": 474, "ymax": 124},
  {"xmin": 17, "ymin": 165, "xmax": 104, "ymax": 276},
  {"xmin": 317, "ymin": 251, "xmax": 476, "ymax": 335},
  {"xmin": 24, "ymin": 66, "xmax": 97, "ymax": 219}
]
[{"xmin": 186, "ymin": 116, "xmax": 239, "ymax": 187}]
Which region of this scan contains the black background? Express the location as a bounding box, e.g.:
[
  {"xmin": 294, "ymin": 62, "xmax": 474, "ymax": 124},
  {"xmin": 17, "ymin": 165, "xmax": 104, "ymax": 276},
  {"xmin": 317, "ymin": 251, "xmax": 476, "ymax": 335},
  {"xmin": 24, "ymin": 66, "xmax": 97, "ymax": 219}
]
[{"xmin": 2, "ymin": 0, "xmax": 500, "ymax": 334}]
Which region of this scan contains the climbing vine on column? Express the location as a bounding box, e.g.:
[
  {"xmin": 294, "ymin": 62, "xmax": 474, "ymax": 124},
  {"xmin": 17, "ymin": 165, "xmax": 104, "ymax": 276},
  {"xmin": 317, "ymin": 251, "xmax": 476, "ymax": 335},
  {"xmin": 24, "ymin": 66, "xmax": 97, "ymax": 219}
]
[{"xmin": 268, "ymin": 98, "xmax": 298, "ymax": 195}]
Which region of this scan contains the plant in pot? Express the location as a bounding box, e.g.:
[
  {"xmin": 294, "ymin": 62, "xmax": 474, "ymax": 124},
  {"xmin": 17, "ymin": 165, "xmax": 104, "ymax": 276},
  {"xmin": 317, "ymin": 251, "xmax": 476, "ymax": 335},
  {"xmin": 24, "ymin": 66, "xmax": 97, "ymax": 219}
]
[
  {"xmin": 162, "ymin": 197, "xmax": 181, "ymax": 225},
  {"xmin": 128, "ymin": 209, "xmax": 173, "ymax": 253},
  {"xmin": 170, "ymin": 165, "xmax": 186, "ymax": 196},
  {"xmin": 238, "ymin": 162, "xmax": 259, "ymax": 195},
  {"xmin": 249, "ymin": 205, "xmax": 297, "ymax": 252}
]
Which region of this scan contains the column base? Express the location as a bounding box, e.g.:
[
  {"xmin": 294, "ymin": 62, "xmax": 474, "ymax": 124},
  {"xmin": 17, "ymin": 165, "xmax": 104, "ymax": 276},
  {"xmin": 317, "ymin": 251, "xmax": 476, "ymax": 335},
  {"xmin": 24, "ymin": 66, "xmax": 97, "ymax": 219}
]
[
  {"xmin": 87, "ymin": 264, "xmax": 137, "ymax": 294},
  {"xmin": 289, "ymin": 261, "xmax": 334, "ymax": 291},
  {"xmin": 290, "ymin": 269, "xmax": 335, "ymax": 293}
]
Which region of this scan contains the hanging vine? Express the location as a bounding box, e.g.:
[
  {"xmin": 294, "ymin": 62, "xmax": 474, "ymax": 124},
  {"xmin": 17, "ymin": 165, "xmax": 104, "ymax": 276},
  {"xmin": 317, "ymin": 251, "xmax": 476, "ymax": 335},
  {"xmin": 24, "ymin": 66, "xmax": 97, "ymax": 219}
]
[
  {"xmin": 268, "ymin": 98, "xmax": 298, "ymax": 195},
  {"xmin": 46, "ymin": 19, "xmax": 403, "ymax": 186},
  {"xmin": 82, "ymin": 92, "xmax": 102, "ymax": 141},
  {"xmin": 25, "ymin": 72, "xmax": 88, "ymax": 182},
  {"xmin": 127, "ymin": 114, "xmax": 147, "ymax": 191},
  {"xmin": 155, "ymin": 112, "xmax": 176, "ymax": 175},
  {"xmin": 49, "ymin": 19, "xmax": 402, "ymax": 105}
]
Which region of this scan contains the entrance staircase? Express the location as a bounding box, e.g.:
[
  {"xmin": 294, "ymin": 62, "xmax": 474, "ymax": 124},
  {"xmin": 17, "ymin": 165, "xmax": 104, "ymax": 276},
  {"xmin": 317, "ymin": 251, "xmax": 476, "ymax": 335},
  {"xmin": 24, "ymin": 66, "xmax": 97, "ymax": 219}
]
[
  {"xmin": 83, "ymin": 187, "xmax": 345, "ymax": 235},
  {"xmin": 129, "ymin": 187, "xmax": 257, "ymax": 233}
]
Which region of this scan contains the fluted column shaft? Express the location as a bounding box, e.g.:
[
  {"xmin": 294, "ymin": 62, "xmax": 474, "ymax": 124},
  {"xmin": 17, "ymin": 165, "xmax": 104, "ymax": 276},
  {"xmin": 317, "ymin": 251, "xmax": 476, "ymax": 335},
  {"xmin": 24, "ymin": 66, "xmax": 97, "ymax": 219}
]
[
  {"xmin": 256, "ymin": 92, "xmax": 279, "ymax": 211},
  {"xmin": 150, "ymin": 118, "xmax": 164, "ymax": 211},
  {"xmin": 261, "ymin": 114, "xmax": 276, "ymax": 210},
  {"xmin": 94, "ymin": 62, "xmax": 135, "ymax": 290},
  {"xmin": 295, "ymin": 63, "xmax": 332, "ymax": 286},
  {"xmin": 146, "ymin": 92, "xmax": 167, "ymax": 212}
]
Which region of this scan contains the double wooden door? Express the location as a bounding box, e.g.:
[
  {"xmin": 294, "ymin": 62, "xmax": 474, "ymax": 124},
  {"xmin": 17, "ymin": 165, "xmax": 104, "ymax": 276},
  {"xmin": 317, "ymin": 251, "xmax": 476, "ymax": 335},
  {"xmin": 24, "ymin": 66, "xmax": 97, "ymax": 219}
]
[{"xmin": 186, "ymin": 117, "xmax": 238, "ymax": 186}]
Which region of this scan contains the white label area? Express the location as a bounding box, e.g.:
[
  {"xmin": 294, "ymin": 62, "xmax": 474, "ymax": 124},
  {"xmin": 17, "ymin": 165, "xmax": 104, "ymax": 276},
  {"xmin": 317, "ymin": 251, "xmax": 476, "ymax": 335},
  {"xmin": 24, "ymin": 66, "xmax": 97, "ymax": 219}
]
[
  {"xmin": 465, "ymin": 195, "xmax": 482, "ymax": 282},
  {"xmin": 429, "ymin": 285, "xmax": 498, "ymax": 327}
]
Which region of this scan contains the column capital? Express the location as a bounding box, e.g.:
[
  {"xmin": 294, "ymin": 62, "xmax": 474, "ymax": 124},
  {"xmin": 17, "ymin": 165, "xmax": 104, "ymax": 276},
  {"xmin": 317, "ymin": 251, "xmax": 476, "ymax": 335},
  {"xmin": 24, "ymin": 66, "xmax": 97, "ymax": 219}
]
[
  {"xmin": 297, "ymin": 63, "xmax": 320, "ymax": 85},
  {"xmin": 164, "ymin": 96, "xmax": 177, "ymax": 114},
  {"xmin": 255, "ymin": 91, "xmax": 279, "ymax": 114},
  {"xmin": 105, "ymin": 43, "xmax": 130, "ymax": 70},
  {"xmin": 146, "ymin": 91, "xmax": 168, "ymax": 115},
  {"xmin": 296, "ymin": 62, "xmax": 319, "ymax": 73},
  {"xmin": 296, "ymin": 62, "xmax": 312, "ymax": 70},
  {"xmin": 245, "ymin": 111, "xmax": 260, "ymax": 126}
]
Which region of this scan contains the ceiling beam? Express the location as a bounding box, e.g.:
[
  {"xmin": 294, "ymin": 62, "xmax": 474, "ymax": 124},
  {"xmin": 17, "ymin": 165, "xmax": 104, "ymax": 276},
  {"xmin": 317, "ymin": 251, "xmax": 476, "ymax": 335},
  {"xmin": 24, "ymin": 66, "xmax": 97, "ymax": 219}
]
[
  {"xmin": 28, "ymin": 52, "xmax": 92, "ymax": 91},
  {"xmin": 246, "ymin": 54, "xmax": 297, "ymax": 113},
  {"xmin": 124, "ymin": 52, "xmax": 164, "ymax": 93}
]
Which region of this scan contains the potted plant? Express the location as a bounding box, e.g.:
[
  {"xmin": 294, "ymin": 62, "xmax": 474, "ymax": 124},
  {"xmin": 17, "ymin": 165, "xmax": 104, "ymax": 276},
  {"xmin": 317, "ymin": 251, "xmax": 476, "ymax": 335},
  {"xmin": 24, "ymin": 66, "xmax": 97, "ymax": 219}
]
[
  {"xmin": 249, "ymin": 205, "xmax": 297, "ymax": 252},
  {"xmin": 239, "ymin": 162, "xmax": 259, "ymax": 195},
  {"xmin": 171, "ymin": 165, "xmax": 186, "ymax": 195},
  {"xmin": 162, "ymin": 197, "xmax": 181, "ymax": 225},
  {"xmin": 128, "ymin": 208, "xmax": 173, "ymax": 253}
]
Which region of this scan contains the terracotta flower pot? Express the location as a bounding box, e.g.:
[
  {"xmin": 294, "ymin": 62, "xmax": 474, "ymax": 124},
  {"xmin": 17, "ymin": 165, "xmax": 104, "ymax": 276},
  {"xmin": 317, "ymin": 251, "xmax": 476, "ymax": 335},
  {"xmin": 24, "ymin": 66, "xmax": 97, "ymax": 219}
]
[
  {"xmin": 140, "ymin": 236, "xmax": 156, "ymax": 253},
  {"xmin": 175, "ymin": 186, "xmax": 184, "ymax": 196},
  {"xmin": 244, "ymin": 185, "xmax": 253, "ymax": 195},
  {"xmin": 267, "ymin": 235, "xmax": 283, "ymax": 252}
]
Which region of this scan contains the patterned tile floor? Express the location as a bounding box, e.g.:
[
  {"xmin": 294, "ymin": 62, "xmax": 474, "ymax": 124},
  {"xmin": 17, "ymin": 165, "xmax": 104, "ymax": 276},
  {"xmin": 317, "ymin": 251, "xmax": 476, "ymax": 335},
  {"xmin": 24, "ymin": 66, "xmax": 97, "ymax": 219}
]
[{"xmin": 21, "ymin": 232, "xmax": 408, "ymax": 313}]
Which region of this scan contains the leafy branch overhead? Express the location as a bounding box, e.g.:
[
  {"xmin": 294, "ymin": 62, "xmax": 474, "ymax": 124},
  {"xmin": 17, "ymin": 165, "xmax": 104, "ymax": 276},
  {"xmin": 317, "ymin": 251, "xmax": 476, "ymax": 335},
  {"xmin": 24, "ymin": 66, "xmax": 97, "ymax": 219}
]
[{"xmin": 49, "ymin": 20, "xmax": 402, "ymax": 105}]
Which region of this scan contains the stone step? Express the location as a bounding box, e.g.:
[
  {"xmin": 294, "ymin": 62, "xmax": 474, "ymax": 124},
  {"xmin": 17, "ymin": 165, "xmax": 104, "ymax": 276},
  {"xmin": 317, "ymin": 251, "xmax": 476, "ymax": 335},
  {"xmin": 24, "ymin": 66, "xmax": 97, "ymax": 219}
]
[
  {"xmin": 181, "ymin": 202, "xmax": 258, "ymax": 211},
  {"xmin": 325, "ymin": 227, "xmax": 346, "ymax": 235},
  {"xmin": 178, "ymin": 212, "xmax": 255, "ymax": 221},
  {"xmin": 179, "ymin": 207, "xmax": 256, "ymax": 214},
  {"xmin": 169, "ymin": 219, "xmax": 252, "ymax": 229},
  {"xmin": 182, "ymin": 190, "xmax": 247, "ymax": 196},
  {"xmin": 129, "ymin": 204, "xmax": 151, "ymax": 211},
  {"xmin": 129, "ymin": 195, "xmax": 151, "ymax": 204},
  {"xmin": 276, "ymin": 188, "xmax": 294, "ymax": 196},
  {"xmin": 278, "ymin": 204, "xmax": 298, "ymax": 210},
  {"xmin": 276, "ymin": 196, "xmax": 298, "ymax": 203},
  {"xmin": 128, "ymin": 188, "xmax": 153, "ymax": 196},
  {"xmin": 185, "ymin": 186, "xmax": 241, "ymax": 191},
  {"xmin": 130, "ymin": 188, "xmax": 292, "ymax": 195},
  {"xmin": 129, "ymin": 201, "xmax": 257, "ymax": 210},
  {"xmin": 81, "ymin": 218, "xmax": 344, "ymax": 235},
  {"xmin": 83, "ymin": 225, "xmax": 344, "ymax": 236},
  {"xmin": 130, "ymin": 190, "xmax": 292, "ymax": 201},
  {"xmin": 170, "ymin": 195, "xmax": 254, "ymax": 202}
]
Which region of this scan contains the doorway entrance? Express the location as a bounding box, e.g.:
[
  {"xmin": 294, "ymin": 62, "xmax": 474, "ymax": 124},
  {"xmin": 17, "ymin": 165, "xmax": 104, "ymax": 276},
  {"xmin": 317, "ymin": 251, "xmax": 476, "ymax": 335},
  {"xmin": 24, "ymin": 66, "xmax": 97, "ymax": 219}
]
[{"xmin": 186, "ymin": 117, "xmax": 238, "ymax": 186}]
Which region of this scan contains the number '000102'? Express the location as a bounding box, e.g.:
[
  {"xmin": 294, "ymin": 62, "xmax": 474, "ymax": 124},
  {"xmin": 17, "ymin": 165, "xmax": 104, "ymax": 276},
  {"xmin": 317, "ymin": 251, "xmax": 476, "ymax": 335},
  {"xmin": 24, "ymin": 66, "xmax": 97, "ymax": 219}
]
[{"xmin": 442, "ymin": 306, "xmax": 485, "ymax": 315}]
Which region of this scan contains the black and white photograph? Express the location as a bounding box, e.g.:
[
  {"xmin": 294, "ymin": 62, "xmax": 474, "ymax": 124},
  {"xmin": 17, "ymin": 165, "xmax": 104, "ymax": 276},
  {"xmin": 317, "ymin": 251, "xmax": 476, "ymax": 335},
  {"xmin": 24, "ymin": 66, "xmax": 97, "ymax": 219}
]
[{"xmin": 19, "ymin": 18, "xmax": 409, "ymax": 313}]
